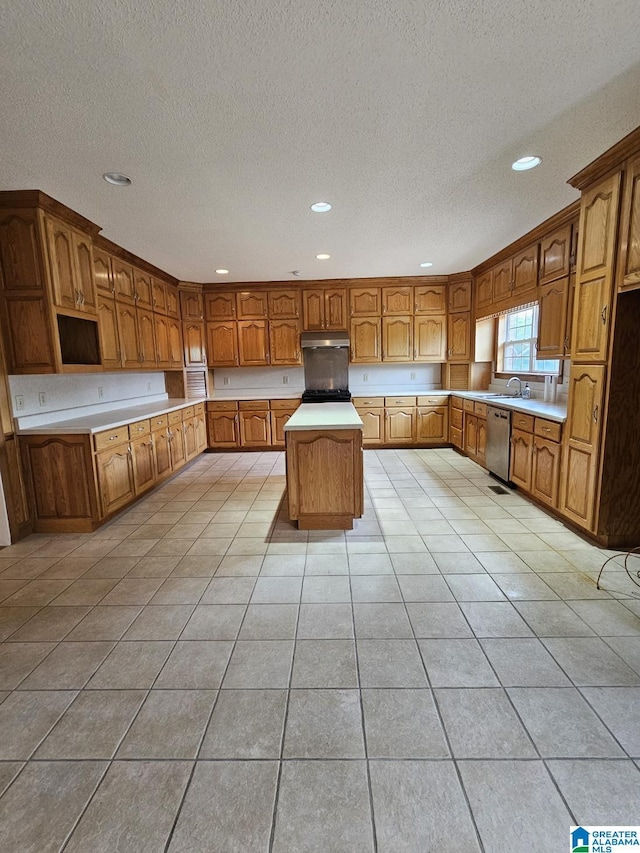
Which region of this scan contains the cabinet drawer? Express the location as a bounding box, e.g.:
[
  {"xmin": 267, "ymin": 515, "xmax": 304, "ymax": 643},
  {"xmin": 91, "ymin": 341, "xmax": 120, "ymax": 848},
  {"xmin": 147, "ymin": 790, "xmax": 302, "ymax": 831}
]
[
  {"xmin": 168, "ymin": 410, "xmax": 184, "ymax": 426},
  {"xmin": 129, "ymin": 419, "xmax": 150, "ymax": 438},
  {"xmin": 352, "ymin": 396, "xmax": 384, "ymax": 408},
  {"xmin": 194, "ymin": 403, "xmax": 205, "ymax": 416},
  {"xmin": 450, "ymin": 396, "xmax": 464, "ymax": 410},
  {"xmin": 94, "ymin": 427, "xmax": 129, "ymax": 451},
  {"xmin": 270, "ymin": 398, "xmax": 300, "ymax": 410},
  {"xmin": 206, "ymin": 400, "xmax": 238, "ymax": 412},
  {"xmin": 384, "ymin": 396, "xmax": 416, "ymax": 407},
  {"xmin": 181, "ymin": 406, "xmax": 195, "ymax": 419},
  {"xmin": 534, "ymin": 418, "xmax": 562, "ymax": 442},
  {"xmin": 450, "ymin": 426, "xmax": 463, "ymax": 447},
  {"xmin": 150, "ymin": 414, "xmax": 168, "ymax": 430},
  {"xmin": 474, "ymin": 402, "xmax": 488, "ymax": 417},
  {"xmin": 417, "ymin": 395, "xmax": 448, "ymax": 406},
  {"xmin": 239, "ymin": 399, "xmax": 269, "ymax": 410},
  {"xmin": 512, "ymin": 412, "xmax": 534, "ymax": 432},
  {"xmin": 450, "ymin": 408, "xmax": 463, "ymax": 429},
  {"xmin": 463, "ymin": 399, "xmax": 475, "ymax": 412}
]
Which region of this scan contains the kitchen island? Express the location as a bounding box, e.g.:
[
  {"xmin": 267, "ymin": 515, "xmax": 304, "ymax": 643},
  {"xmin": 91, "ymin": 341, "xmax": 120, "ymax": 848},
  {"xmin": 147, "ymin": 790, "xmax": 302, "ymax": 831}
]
[{"xmin": 284, "ymin": 403, "xmax": 364, "ymax": 530}]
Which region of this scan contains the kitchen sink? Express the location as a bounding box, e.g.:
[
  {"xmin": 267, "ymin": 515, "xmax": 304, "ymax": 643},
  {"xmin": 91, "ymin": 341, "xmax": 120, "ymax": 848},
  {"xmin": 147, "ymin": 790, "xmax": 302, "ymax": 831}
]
[{"xmin": 485, "ymin": 393, "xmax": 519, "ymax": 399}]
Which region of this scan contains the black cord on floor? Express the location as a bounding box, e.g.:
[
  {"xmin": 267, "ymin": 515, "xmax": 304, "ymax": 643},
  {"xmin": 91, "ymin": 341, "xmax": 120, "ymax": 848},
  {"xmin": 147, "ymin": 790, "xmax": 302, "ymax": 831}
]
[{"xmin": 596, "ymin": 545, "xmax": 640, "ymax": 597}]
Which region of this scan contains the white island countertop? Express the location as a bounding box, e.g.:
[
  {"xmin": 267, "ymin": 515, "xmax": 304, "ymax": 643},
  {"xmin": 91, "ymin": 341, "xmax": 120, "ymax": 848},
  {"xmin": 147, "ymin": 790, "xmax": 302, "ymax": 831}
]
[{"xmin": 284, "ymin": 402, "xmax": 364, "ymax": 432}]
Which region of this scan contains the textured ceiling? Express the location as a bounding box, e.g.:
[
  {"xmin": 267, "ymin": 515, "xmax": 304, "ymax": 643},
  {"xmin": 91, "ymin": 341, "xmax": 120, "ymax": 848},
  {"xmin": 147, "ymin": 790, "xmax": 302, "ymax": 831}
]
[{"xmin": 2, "ymin": 0, "xmax": 640, "ymax": 282}]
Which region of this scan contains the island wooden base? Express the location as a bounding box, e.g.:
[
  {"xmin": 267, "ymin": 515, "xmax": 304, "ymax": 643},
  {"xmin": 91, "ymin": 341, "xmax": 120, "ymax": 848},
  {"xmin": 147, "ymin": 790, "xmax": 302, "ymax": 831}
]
[{"xmin": 285, "ymin": 428, "xmax": 364, "ymax": 530}]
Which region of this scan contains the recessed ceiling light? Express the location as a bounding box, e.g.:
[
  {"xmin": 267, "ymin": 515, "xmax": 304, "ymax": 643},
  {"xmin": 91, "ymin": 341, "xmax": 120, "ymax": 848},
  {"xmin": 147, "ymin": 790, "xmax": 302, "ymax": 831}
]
[
  {"xmin": 103, "ymin": 172, "xmax": 132, "ymax": 186},
  {"xmin": 511, "ymin": 156, "xmax": 542, "ymax": 171},
  {"xmin": 316, "ymin": 254, "xmax": 331, "ymax": 260},
  {"xmin": 215, "ymin": 269, "xmax": 229, "ymax": 275},
  {"xmin": 310, "ymin": 202, "xmax": 332, "ymax": 213},
  {"xmin": 419, "ymin": 262, "xmax": 433, "ymax": 268}
]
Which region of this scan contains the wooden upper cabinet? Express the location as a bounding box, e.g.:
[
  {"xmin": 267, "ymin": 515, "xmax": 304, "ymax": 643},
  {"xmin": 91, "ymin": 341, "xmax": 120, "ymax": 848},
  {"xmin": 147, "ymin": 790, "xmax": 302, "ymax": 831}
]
[
  {"xmin": 167, "ymin": 318, "xmax": 183, "ymax": 368},
  {"xmin": 268, "ymin": 289, "xmax": 300, "ymax": 319},
  {"xmin": 238, "ymin": 320, "xmax": 269, "ymax": 365},
  {"xmin": 133, "ymin": 269, "xmax": 153, "ymax": 310},
  {"xmin": 183, "ymin": 321, "xmax": 207, "ymax": 366},
  {"xmin": 475, "ymin": 271, "xmax": 493, "ymax": 313},
  {"xmin": 0, "ymin": 211, "xmax": 44, "ymax": 290},
  {"xmin": 166, "ymin": 285, "xmax": 179, "ymax": 318},
  {"xmin": 382, "ymin": 286, "xmax": 412, "ymax": 315},
  {"xmin": 152, "ymin": 279, "xmax": 167, "ymax": 314},
  {"xmin": 93, "ymin": 247, "xmax": 114, "ymax": 295},
  {"xmin": 236, "ymin": 290, "xmax": 268, "ymax": 319},
  {"xmin": 137, "ymin": 308, "xmax": 156, "ymax": 368},
  {"xmin": 325, "ymin": 288, "xmax": 347, "ymax": 329},
  {"xmin": 72, "ymin": 232, "xmax": 97, "ymax": 313},
  {"xmin": 540, "ymin": 225, "xmax": 572, "ymax": 284},
  {"xmin": 45, "ymin": 217, "xmax": 80, "ymax": 311},
  {"xmin": 414, "ymin": 315, "xmax": 446, "ymax": 361},
  {"xmin": 205, "ymin": 290, "xmax": 236, "ymax": 321},
  {"xmin": 447, "ymin": 312, "xmax": 471, "ymax": 361},
  {"xmin": 112, "ymin": 260, "xmax": 135, "ymax": 304},
  {"xmin": 578, "ymin": 172, "xmax": 622, "ymax": 283},
  {"xmin": 302, "ymin": 290, "xmax": 324, "ymax": 330},
  {"xmin": 537, "ymin": 277, "xmax": 569, "ymax": 359},
  {"xmin": 382, "ymin": 316, "xmax": 412, "ymax": 361},
  {"xmin": 350, "ymin": 317, "xmax": 381, "ymax": 363},
  {"xmin": 512, "ymin": 244, "xmax": 538, "ymax": 299},
  {"xmin": 97, "ymin": 295, "xmax": 122, "ymax": 370},
  {"xmin": 155, "ymin": 314, "xmax": 172, "ymax": 369},
  {"xmin": 116, "ymin": 303, "xmax": 139, "ymax": 369},
  {"xmin": 180, "ymin": 290, "xmax": 204, "ymax": 321},
  {"xmin": 448, "ymin": 280, "xmax": 472, "ymax": 313},
  {"xmin": 414, "ymin": 284, "xmax": 446, "ymax": 314},
  {"xmin": 492, "ymin": 259, "xmax": 512, "ymax": 303},
  {"xmin": 269, "ymin": 319, "xmax": 302, "ymax": 365},
  {"xmin": 350, "ymin": 287, "xmax": 381, "ymax": 317},
  {"xmin": 207, "ymin": 321, "xmax": 238, "ymax": 367},
  {"xmin": 618, "ymin": 153, "xmax": 640, "ymax": 292}
]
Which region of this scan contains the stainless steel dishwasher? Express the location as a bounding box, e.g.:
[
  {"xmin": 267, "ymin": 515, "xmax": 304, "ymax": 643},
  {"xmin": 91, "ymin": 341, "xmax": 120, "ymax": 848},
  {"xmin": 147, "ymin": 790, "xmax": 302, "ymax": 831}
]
[{"xmin": 486, "ymin": 406, "xmax": 512, "ymax": 482}]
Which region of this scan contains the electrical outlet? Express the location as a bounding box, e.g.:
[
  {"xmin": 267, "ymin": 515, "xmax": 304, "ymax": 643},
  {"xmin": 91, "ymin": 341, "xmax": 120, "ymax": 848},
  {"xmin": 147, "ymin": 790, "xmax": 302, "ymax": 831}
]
[
  {"xmin": 97, "ymin": 387, "xmax": 104, "ymax": 399},
  {"xmin": 147, "ymin": 382, "xmax": 152, "ymax": 392},
  {"xmin": 282, "ymin": 375, "xmax": 289, "ymax": 385},
  {"xmin": 15, "ymin": 395, "xmax": 24, "ymax": 411},
  {"xmin": 223, "ymin": 377, "xmax": 230, "ymax": 386},
  {"xmin": 38, "ymin": 392, "xmax": 47, "ymax": 407},
  {"xmin": 410, "ymin": 372, "xmax": 416, "ymax": 380},
  {"xmin": 363, "ymin": 373, "xmax": 368, "ymax": 382}
]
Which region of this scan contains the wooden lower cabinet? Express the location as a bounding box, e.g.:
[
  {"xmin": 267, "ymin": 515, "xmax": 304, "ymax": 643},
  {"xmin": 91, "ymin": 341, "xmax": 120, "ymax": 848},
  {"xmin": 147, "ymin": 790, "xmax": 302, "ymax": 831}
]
[
  {"xmin": 194, "ymin": 408, "xmax": 208, "ymax": 453},
  {"xmin": 416, "ymin": 407, "xmax": 448, "ymax": 443},
  {"xmin": 97, "ymin": 443, "xmax": 135, "ymax": 516},
  {"xmin": 131, "ymin": 434, "xmax": 157, "ymax": 495},
  {"xmin": 183, "ymin": 416, "xmax": 198, "ymax": 460},
  {"xmin": 385, "ymin": 408, "xmax": 415, "ymax": 443},
  {"xmin": 357, "ymin": 408, "xmax": 384, "ymax": 445},
  {"xmin": 240, "ymin": 410, "xmax": 271, "ymax": 446},
  {"xmin": 464, "ymin": 414, "xmax": 478, "ymax": 457},
  {"xmin": 271, "ymin": 408, "xmax": 297, "ymax": 446},
  {"xmin": 476, "ymin": 415, "xmax": 487, "ymax": 466},
  {"xmin": 531, "ymin": 436, "xmax": 561, "ymax": 507},
  {"xmin": 169, "ymin": 423, "xmax": 187, "ymax": 467},
  {"xmin": 510, "ymin": 429, "xmax": 533, "ymax": 491},
  {"xmin": 207, "ymin": 411, "xmax": 239, "ymax": 448},
  {"xmin": 154, "ymin": 428, "xmax": 173, "ymax": 479}
]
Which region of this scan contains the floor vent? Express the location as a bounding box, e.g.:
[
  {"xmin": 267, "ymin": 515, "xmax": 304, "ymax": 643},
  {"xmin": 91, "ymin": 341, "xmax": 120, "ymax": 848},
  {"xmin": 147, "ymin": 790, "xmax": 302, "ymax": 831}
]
[{"xmin": 488, "ymin": 485, "xmax": 509, "ymax": 495}]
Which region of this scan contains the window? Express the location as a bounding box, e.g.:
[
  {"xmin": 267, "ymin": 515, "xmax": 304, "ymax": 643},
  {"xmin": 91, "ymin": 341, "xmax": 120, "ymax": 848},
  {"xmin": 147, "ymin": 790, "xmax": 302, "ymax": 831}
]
[{"xmin": 497, "ymin": 305, "xmax": 560, "ymax": 375}]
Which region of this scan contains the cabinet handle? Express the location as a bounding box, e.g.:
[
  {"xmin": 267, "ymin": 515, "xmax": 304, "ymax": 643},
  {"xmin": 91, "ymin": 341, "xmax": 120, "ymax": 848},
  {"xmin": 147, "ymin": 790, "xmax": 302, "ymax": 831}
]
[
  {"xmin": 592, "ymin": 405, "xmax": 599, "ymax": 423},
  {"xmin": 541, "ymin": 427, "xmax": 551, "ymax": 433},
  {"xmin": 563, "ymin": 336, "xmax": 570, "ymax": 352},
  {"xmin": 80, "ymin": 291, "xmax": 85, "ymax": 305},
  {"xmin": 109, "ymin": 435, "xmax": 118, "ymax": 441},
  {"xmin": 601, "ymin": 305, "xmax": 608, "ymax": 324}
]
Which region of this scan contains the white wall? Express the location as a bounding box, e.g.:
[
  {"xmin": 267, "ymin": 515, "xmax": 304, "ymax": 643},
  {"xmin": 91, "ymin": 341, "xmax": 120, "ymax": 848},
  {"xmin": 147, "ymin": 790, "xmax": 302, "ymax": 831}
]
[{"xmin": 211, "ymin": 366, "xmax": 305, "ymax": 397}]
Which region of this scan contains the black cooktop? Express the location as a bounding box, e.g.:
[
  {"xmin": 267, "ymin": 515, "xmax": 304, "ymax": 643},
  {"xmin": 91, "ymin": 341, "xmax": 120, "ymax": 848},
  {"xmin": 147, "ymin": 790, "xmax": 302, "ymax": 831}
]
[{"xmin": 301, "ymin": 389, "xmax": 352, "ymax": 403}]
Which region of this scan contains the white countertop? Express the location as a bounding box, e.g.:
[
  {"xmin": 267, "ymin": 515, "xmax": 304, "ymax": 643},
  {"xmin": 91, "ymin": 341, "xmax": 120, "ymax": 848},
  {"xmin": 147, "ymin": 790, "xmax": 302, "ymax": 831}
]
[
  {"xmin": 284, "ymin": 403, "xmax": 364, "ymax": 431},
  {"xmin": 451, "ymin": 392, "xmax": 567, "ymax": 423},
  {"xmin": 16, "ymin": 399, "xmax": 205, "ymax": 436}
]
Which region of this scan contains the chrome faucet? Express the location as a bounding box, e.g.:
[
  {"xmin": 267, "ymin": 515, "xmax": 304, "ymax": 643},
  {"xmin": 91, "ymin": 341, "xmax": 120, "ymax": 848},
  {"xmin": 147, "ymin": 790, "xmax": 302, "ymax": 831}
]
[{"xmin": 506, "ymin": 376, "xmax": 522, "ymax": 397}]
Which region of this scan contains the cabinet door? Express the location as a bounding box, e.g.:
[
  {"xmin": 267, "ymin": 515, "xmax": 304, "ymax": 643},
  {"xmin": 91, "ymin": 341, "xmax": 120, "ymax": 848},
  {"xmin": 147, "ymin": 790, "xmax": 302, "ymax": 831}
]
[
  {"xmin": 357, "ymin": 408, "xmax": 384, "ymax": 445},
  {"xmin": 476, "ymin": 417, "xmax": 487, "ymax": 462},
  {"xmin": 167, "ymin": 318, "xmax": 184, "ymax": 368},
  {"xmin": 131, "ymin": 435, "xmax": 157, "ymax": 495},
  {"xmin": 0, "ymin": 436, "xmax": 30, "ymax": 534},
  {"xmin": 510, "ymin": 428, "xmax": 533, "ymax": 490},
  {"xmin": 464, "ymin": 414, "xmax": 478, "ymax": 457},
  {"xmin": 492, "ymin": 260, "xmax": 512, "ymax": 303},
  {"xmin": 207, "ymin": 321, "xmax": 239, "ymax": 366},
  {"xmin": 45, "ymin": 217, "xmax": 78, "ymax": 311},
  {"xmin": 532, "ymin": 437, "xmax": 561, "ymax": 507},
  {"xmin": 325, "ymin": 289, "xmax": 347, "ymax": 329},
  {"xmin": 205, "ymin": 291, "xmax": 236, "ymax": 321},
  {"xmin": 236, "ymin": 290, "xmax": 268, "ymax": 319},
  {"xmin": 96, "ymin": 445, "xmax": 134, "ymax": 516},
  {"xmin": 385, "ymin": 408, "xmax": 415, "ymax": 443},
  {"xmin": 475, "ymin": 271, "xmax": 493, "ymax": 313},
  {"xmin": 112, "ymin": 260, "xmax": 135, "ymax": 304},
  {"xmin": 537, "ymin": 277, "xmax": 569, "ymax": 359},
  {"xmin": 180, "ymin": 291, "xmax": 204, "ymax": 321},
  {"xmin": 447, "ymin": 313, "xmax": 471, "ymax": 361},
  {"xmin": 448, "ymin": 280, "xmax": 472, "ymax": 312},
  {"xmin": 302, "ymin": 290, "xmax": 325, "ymax": 330},
  {"xmin": 414, "ymin": 315, "xmax": 446, "ymax": 361},
  {"xmin": 240, "ymin": 411, "xmax": 271, "ymax": 446},
  {"xmin": 97, "ymin": 295, "xmax": 122, "ymax": 370},
  {"xmin": 572, "ymin": 172, "xmax": 622, "ymax": 362},
  {"xmin": 512, "ymin": 244, "xmax": 538, "ymax": 300},
  {"xmin": 350, "ymin": 287, "xmax": 381, "ymax": 316},
  {"xmin": 137, "ymin": 307, "xmax": 157, "ymax": 368},
  {"xmin": 194, "ymin": 412, "xmax": 208, "ymax": 453},
  {"xmin": 154, "ymin": 429, "xmax": 172, "ymax": 479},
  {"xmin": 414, "ymin": 285, "xmax": 446, "ymax": 314},
  {"xmin": 154, "ymin": 314, "xmax": 172, "ymax": 369},
  {"xmin": 618, "ymin": 153, "xmax": 640, "ymax": 291},
  {"xmin": 382, "ymin": 316, "xmax": 412, "ymax": 361},
  {"xmin": 133, "ymin": 269, "xmax": 153, "ymax": 310},
  {"xmin": 73, "ymin": 233, "xmax": 97, "ymax": 313},
  {"xmin": 417, "ymin": 407, "xmax": 448, "ymax": 443},
  {"xmin": 350, "ymin": 317, "xmax": 381, "ymax": 363},
  {"xmin": 152, "ymin": 280, "xmax": 167, "ymax": 314},
  {"xmin": 268, "ymin": 289, "xmax": 301, "ymax": 319},
  {"xmin": 269, "ymin": 319, "xmax": 302, "ymax": 365},
  {"xmin": 93, "ymin": 247, "xmax": 114, "ymax": 295},
  {"xmin": 540, "ymin": 225, "xmax": 572, "ymax": 284},
  {"xmin": 207, "ymin": 412, "xmax": 239, "ymax": 448},
  {"xmin": 169, "ymin": 425, "xmax": 186, "ymax": 469},
  {"xmin": 270, "ymin": 409, "xmax": 296, "ymax": 446},
  {"xmin": 565, "ymin": 364, "xmax": 606, "ymax": 452},
  {"xmin": 183, "ymin": 322, "xmax": 207, "ymax": 366},
  {"xmin": 166, "ymin": 286, "xmax": 179, "ymax": 318},
  {"xmin": 238, "ymin": 320, "xmax": 269, "ymax": 365},
  {"xmin": 116, "ymin": 303, "xmax": 140, "ymax": 369},
  {"xmin": 183, "ymin": 416, "xmax": 198, "ymax": 460},
  {"xmin": 382, "ymin": 286, "xmax": 412, "ymax": 315},
  {"xmin": 0, "ymin": 211, "xmax": 44, "ymax": 290}
]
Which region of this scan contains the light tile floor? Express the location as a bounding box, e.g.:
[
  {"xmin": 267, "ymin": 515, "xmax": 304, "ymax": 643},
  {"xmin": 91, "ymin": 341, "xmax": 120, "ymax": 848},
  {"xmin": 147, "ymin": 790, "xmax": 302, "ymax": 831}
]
[{"xmin": 0, "ymin": 447, "xmax": 639, "ymax": 852}]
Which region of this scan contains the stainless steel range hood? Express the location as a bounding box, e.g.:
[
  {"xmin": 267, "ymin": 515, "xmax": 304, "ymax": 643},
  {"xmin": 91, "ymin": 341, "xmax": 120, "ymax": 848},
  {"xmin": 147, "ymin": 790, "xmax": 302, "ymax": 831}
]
[{"xmin": 300, "ymin": 330, "xmax": 350, "ymax": 348}]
